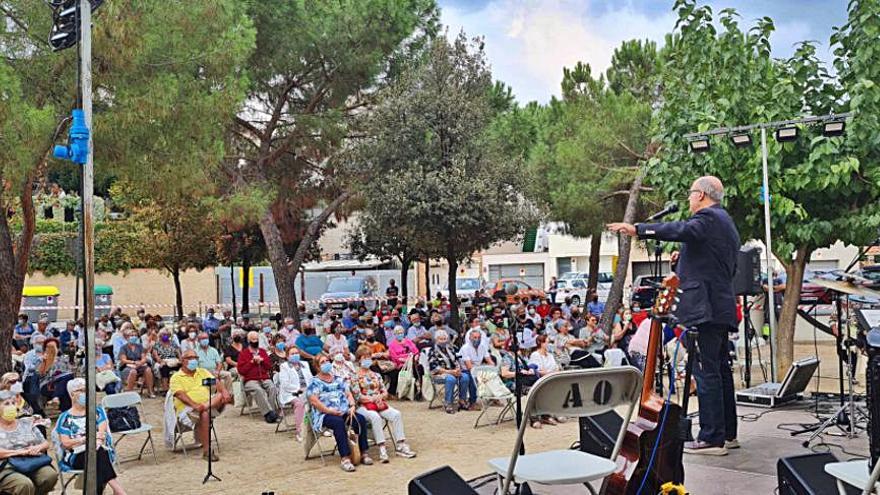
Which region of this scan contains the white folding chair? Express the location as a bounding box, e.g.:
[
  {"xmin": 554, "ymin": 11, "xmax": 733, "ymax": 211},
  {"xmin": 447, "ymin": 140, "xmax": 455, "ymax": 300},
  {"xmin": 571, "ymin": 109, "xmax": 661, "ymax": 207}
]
[
  {"xmin": 302, "ymin": 403, "xmax": 336, "ymax": 465},
  {"xmin": 51, "ymin": 428, "xmax": 81, "ymax": 495},
  {"xmin": 473, "ymin": 365, "xmax": 515, "ymax": 428},
  {"xmin": 487, "ymin": 367, "xmax": 642, "ymax": 495},
  {"xmin": 101, "ymin": 392, "xmax": 157, "ymax": 465},
  {"xmin": 603, "ymin": 348, "xmax": 627, "ymax": 367},
  {"xmin": 166, "ymin": 390, "xmax": 221, "ymax": 457},
  {"xmin": 273, "ymin": 374, "xmax": 297, "ymax": 434}
]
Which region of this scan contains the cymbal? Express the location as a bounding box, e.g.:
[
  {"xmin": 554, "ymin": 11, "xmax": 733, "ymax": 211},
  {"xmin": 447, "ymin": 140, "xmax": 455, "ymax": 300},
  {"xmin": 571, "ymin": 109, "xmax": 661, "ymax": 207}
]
[{"xmin": 808, "ymin": 278, "xmax": 880, "ymax": 299}]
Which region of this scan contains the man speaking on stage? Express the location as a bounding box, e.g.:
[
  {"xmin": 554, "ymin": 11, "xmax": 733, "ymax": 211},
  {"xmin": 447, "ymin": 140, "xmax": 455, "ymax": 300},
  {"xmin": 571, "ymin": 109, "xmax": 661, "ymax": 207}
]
[{"xmin": 608, "ymin": 175, "xmax": 741, "ymax": 456}]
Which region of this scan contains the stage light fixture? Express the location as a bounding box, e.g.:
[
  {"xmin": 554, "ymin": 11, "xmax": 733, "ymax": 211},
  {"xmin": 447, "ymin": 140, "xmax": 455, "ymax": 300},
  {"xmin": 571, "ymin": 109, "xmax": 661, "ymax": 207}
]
[
  {"xmin": 775, "ymin": 126, "xmax": 798, "ymax": 143},
  {"xmin": 730, "ymin": 133, "xmax": 752, "ymax": 148},
  {"xmin": 822, "ymin": 120, "xmax": 846, "ymax": 137},
  {"xmin": 689, "ymin": 137, "xmax": 710, "ymax": 153}
]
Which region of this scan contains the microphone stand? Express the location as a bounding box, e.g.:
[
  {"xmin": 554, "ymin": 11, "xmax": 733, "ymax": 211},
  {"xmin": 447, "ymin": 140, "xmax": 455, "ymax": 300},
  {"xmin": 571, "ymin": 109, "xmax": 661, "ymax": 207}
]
[
  {"xmin": 505, "ymin": 300, "xmax": 533, "ymax": 495},
  {"xmin": 202, "ymin": 377, "xmax": 220, "ymax": 484}
]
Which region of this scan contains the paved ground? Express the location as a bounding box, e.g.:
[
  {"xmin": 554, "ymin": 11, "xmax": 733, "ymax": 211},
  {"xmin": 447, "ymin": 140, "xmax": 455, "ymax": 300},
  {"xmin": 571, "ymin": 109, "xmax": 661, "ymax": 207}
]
[{"xmin": 53, "ymin": 342, "xmax": 871, "ymax": 494}]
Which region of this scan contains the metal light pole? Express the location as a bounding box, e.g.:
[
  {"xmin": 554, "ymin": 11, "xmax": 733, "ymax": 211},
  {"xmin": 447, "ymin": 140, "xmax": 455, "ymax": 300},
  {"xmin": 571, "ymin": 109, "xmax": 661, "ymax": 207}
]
[
  {"xmin": 685, "ymin": 112, "xmax": 851, "ymax": 384},
  {"xmin": 760, "ymin": 128, "xmax": 778, "ymax": 381},
  {"xmin": 79, "ymin": 0, "xmax": 97, "ymax": 492}
]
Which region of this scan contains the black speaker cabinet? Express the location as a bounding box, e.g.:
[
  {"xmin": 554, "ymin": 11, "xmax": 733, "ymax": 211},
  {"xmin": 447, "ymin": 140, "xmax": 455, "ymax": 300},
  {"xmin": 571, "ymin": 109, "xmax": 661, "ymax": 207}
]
[
  {"xmin": 777, "ymin": 452, "xmax": 859, "ymax": 495},
  {"xmin": 579, "ymin": 410, "xmax": 623, "ymax": 458},
  {"xmin": 408, "ymin": 466, "xmax": 478, "ymax": 495},
  {"xmin": 734, "ymin": 245, "xmax": 763, "ymax": 296}
]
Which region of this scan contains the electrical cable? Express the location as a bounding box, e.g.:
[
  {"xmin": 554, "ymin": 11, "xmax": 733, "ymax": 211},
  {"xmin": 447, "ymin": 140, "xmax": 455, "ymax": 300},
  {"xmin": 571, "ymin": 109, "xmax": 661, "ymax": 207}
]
[{"xmin": 635, "ymin": 333, "xmax": 683, "ymax": 495}]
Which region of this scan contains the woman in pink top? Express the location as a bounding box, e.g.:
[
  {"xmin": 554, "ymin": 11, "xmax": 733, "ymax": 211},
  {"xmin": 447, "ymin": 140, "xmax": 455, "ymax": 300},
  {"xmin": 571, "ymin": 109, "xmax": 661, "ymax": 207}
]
[
  {"xmin": 627, "ymin": 317, "xmax": 653, "ymax": 371},
  {"xmin": 386, "ymin": 326, "xmax": 422, "ymax": 399}
]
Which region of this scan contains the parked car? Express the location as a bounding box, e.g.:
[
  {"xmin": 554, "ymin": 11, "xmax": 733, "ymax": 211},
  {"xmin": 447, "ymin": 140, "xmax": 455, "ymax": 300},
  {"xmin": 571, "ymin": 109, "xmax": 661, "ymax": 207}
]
[
  {"xmin": 488, "ymin": 278, "xmax": 545, "ymax": 303},
  {"xmin": 557, "ymin": 279, "xmax": 611, "ymax": 305},
  {"xmin": 631, "ymin": 275, "xmax": 665, "ymax": 309},
  {"xmin": 319, "ymin": 275, "xmax": 379, "ymax": 312},
  {"xmin": 439, "ymin": 277, "xmax": 483, "ymax": 304}
]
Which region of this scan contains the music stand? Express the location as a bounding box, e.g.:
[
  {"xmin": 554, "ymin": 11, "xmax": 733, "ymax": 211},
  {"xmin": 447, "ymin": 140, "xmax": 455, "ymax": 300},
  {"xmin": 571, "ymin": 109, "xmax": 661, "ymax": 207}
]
[{"xmin": 202, "ymin": 377, "xmax": 220, "ymax": 484}]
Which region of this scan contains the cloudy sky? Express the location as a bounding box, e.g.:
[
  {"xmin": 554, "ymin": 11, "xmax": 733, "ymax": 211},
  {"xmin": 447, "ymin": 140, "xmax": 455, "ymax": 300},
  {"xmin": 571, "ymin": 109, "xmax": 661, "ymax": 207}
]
[{"xmin": 438, "ymin": 0, "xmax": 848, "ymax": 103}]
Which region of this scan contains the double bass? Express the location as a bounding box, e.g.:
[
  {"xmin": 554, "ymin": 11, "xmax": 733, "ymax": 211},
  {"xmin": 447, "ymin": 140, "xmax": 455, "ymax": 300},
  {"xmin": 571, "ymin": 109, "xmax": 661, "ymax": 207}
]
[{"xmin": 603, "ymin": 276, "xmax": 684, "ymax": 495}]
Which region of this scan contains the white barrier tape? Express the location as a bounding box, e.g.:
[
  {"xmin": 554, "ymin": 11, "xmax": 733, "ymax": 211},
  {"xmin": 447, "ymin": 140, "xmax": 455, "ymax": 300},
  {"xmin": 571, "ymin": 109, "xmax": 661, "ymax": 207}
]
[{"xmin": 20, "ymin": 295, "xmax": 430, "ymax": 312}]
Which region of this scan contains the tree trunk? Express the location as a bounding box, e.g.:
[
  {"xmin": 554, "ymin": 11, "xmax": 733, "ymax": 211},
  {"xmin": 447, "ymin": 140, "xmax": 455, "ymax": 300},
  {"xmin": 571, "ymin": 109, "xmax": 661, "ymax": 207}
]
[
  {"xmin": 588, "ymin": 232, "xmax": 602, "ymax": 292},
  {"xmin": 775, "ymin": 246, "xmax": 809, "ymax": 380},
  {"xmin": 258, "ymin": 209, "xmax": 297, "ymax": 319},
  {"xmin": 424, "ymin": 257, "xmax": 431, "ymax": 298},
  {"xmin": 241, "ymin": 255, "xmax": 251, "ymax": 315},
  {"xmin": 171, "ymin": 266, "xmax": 184, "ymax": 320},
  {"xmin": 447, "ymin": 249, "xmax": 460, "ymax": 332},
  {"xmin": 600, "ymin": 170, "xmax": 644, "ymax": 335},
  {"xmin": 287, "ymin": 191, "xmax": 352, "ymax": 324},
  {"xmin": 399, "ymin": 256, "xmax": 410, "ymax": 305}
]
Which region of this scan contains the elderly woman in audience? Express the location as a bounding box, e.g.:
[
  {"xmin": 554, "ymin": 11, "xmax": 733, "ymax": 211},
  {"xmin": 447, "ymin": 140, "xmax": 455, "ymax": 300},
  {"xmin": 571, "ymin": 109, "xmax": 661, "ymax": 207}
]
[
  {"xmin": 223, "ymin": 330, "xmax": 245, "ymax": 376},
  {"xmin": 387, "ymin": 325, "xmax": 421, "ymax": 398},
  {"xmin": 277, "ymin": 347, "xmax": 312, "ymax": 442},
  {"xmin": 24, "ymin": 337, "xmax": 75, "ymax": 414},
  {"xmin": 0, "ymin": 389, "xmax": 56, "ymax": 495},
  {"xmin": 170, "ymin": 350, "xmax": 232, "ymax": 461},
  {"xmin": 552, "ymin": 320, "xmax": 596, "ymax": 368},
  {"xmin": 93, "ymin": 339, "xmax": 121, "ymax": 396},
  {"xmin": 21, "ymin": 335, "xmax": 47, "ymax": 416},
  {"xmin": 329, "ymin": 351, "xmax": 357, "ymax": 387},
  {"xmin": 269, "ymin": 334, "xmax": 288, "ymax": 374},
  {"xmin": 0, "ymin": 373, "xmax": 30, "ymax": 417},
  {"xmin": 428, "ymin": 330, "xmax": 470, "ymax": 414},
  {"xmin": 151, "ymin": 329, "xmax": 181, "ymax": 393},
  {"xmin": 118, "ymin": 326, "xmax": 155, "ymax": 397},
  {"xmin": 307, "ymin": 355, "xmax": 373, "ymax": 472},
  {"xmin": 324, "ymin": 321, "xmax": 349, "ymax": 357},
  {"xmin": 352, "ymin": 346, "xmax": 416, "ymax": 462},
  {"xmin": 56, "ymin": 378, "xmax": 127, "ymax": 494}
]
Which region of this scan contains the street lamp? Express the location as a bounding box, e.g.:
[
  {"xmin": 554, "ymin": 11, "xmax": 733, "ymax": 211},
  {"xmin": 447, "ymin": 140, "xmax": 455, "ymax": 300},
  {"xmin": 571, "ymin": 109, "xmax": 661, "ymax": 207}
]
[{"xmin": 684, "ymin": 112, "xmax": 852, "ymax": 382}]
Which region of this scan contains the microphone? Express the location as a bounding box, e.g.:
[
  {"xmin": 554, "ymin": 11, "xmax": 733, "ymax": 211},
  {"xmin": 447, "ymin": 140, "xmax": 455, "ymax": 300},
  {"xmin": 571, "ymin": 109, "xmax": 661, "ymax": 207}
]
[{"xmin": 646, "ymin": 201, "xmax": 679, "ymax": 221}]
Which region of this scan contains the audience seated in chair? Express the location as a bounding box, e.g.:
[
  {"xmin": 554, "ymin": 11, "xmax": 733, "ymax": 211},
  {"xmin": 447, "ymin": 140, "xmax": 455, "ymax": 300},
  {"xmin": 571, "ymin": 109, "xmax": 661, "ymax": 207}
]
[
  {"xmin": 237, "ymin": 331, "xmax": 280, "ymax": 424},
  {"xmin": 118, "ymin": 327, "xmax": 155, "ymax": 398},
  {"xmin": 0, "ymin": 389, "xmax": 56, "ymax": 495},
  {"xmin": 277, "ymin": 348, "xmax": 312, "ymax": 442},
  {"xmin": 428, "ymin": 330, "xmax": 471, "ymax": 414},
  {"xmin": 352, "ymin": 346, "xmax": 416, "ymax": 463},
  {"xmin": 151, "ymin": 329, "xmax": 181, "ymax": 392},
  {"xmin": 460, "ymin": 329, "xmax": 494, "ymax": 411},
  {"xmin": 169, "ymin": 350, "xmax": 232, "ymax": 461}
]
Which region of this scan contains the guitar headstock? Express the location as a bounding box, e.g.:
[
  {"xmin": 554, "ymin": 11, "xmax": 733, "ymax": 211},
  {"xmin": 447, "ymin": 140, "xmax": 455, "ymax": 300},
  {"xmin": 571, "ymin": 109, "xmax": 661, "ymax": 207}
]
[{"xmin": 652, "ymin": 275, "xmax": 680, "ymax": 317}]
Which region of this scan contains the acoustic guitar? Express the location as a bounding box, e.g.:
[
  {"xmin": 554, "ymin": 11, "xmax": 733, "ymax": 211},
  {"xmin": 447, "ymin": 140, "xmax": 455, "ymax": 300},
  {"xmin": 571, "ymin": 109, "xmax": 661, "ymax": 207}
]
[{"xmin": 603, "ymin": 275, "xmax": 684, "ymax": 495}]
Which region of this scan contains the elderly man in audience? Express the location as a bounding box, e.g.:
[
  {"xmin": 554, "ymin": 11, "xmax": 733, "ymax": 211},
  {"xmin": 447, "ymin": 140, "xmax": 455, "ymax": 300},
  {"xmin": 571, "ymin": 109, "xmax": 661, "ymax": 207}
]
[
  {"xmin": 118, "ymin": 326, "xmax": 156, "ymax": 398},
  {"xmin": 428, "ymin": 330, "xmax": 470, "ymax": 414},
  {"xmin": 307, "ymin": 355, "xmax": 373, "ymax": 472},
  {"xmin": 352, "ymin": 346, "xmax": 416, "ymax": 462},
  {"xmin": 459, "ymin": 328, "xmax": 494, "ymax": 411},
  {"xmin": 295, "ymin": 322, "xmax": 325, "ymax": 369},
  {"xmin": 195, "ymin": 331, "xmax": 232, "ymax": 393},
  {"xmin": 237, "ymin": 331, "xmax": 280, "ymax": 423},
  {"xmin": 279, "ymin": 317, "xmax": 300, "ymax": 347},
  {"xmin": 277, "ymin": 347, "xmax": 312, "ymax": 442},
  {"xmin": 170, "ymin": 350, "xmax": 232, "ymax": 461}
]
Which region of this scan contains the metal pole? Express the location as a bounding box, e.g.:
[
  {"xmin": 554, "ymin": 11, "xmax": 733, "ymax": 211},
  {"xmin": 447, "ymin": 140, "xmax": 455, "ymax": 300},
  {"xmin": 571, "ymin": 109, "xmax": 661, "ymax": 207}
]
[{"xmin": 761, "ymin": 128, "xmax": 778, "ymax": 382}]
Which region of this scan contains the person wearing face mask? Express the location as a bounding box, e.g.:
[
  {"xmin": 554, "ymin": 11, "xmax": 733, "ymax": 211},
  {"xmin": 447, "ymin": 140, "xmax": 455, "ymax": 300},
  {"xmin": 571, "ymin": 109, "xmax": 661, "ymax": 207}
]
[
  {"xmin": 0, "ymin": 389, "xmax": 57, "ymax": 495},
  {"xmin": 195, "ymin": 331, "xmax": 231, "ymax": 394},
  {"xmin": 151, "ymin": 330, "xmax": 181, "ymax": 393},
  {"xmin": 236, "ymin": 331, "xmax": 280, "ymax": 423},
  {"xmin": 611, "ymin": 309, "xmax": 636, "ymax": 354},
  {"xmin": 352, "ymin": 347, "xmax": 416, "ymax": 462},
  {"xmin": 528, "ymin": 334, "xmax": 560, "ymax": 376},
  {"xmin": 277, "ymin": 348, "xmax": 312, "ymax": 442},
  {"xmin": 257, "ymin": 320, "xmax": 275, "ymax": 350},
  {"xmin": 329, "ymin": 352, "xmax": 357, "ymax": 386},
  {"xmin": 179, "ymin": 323, "xmax": 201, "ymax": 354},
  {"xmin": 306, "ymin": 355, "xmax": 373, "ymax": 472},
  {"xmin": 428, "ymin": 330, "xmax": 469, "ymax": 414},
  {"xmin": 56, "ymin": 378, "xmax": 126, "ymax": 494},
  {"xmin": 269, "ymin": 334, "xmax": 289, "ymax": 374},
  {"xmin": 323, "ymin": 321, "xmax": 349, "ymax": 357},
  {"xmin": 93, "ymin": 340, "xmax": 121, "ymax": 395},
  {"xmin": 294, "ymin": 323, "xmax": 324, "ymax": 369},
  {"xmin": 278, "ymin": 317, "xmax": 301, "ymax": 348},
  {"xmin": 169, "ymin": 351, "xmax": 232, "ymax": 461},
  {"xmin": 119, "ymin": 327, "xmax": 156, "ymax": 398},
  {"xmin": 223, "ymin": 330, "xmax": 245, "ymax": 375},
  {"xmin": 459, "ymin": 329, "xmax": 494, "ymax": 411},
  {"xmin": 0, "ymin": 373, "xmax": 32, "ymax": 418},
  {"xmin": 387, "ymin": 325, "xmax": 421, "ymax": 396},
  {"xmin": 348, "ymin": 322, "xmax": 369, "ymax": 354},
  {"xmin": 13, "ymin": 314, "xmax": 35, "ymax": 352}
]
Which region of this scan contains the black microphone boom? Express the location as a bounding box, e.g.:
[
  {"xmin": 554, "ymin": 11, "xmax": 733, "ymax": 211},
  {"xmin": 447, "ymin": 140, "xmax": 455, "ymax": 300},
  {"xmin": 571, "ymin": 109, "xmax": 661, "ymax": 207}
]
[{"xmin": 646, "ymin": 202, "xmax": 679, "ymax": 221}]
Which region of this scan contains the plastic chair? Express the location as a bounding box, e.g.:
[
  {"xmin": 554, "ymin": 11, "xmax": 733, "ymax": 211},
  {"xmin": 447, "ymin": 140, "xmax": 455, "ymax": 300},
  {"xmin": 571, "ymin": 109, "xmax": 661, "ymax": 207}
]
[
  {"xmin": 487, "ymin": 367, "xmax": 642, "ymax": 495},
  {"xmin": 427, "ymin": 374, "xmax": 458, "ymax": 410},
  {"xmin": 473, "ymin": 365, "xmax": 515, "ymax": 428},
  {"xmin": 51, "ymin": 428, "xmax": 82, "ymax": 495},
  {"xmin": 166, "ymin": 389, "xmax": 221, "ymax": 457},
  {"xmin": 101, "ymin": 391, "xmax": 157, "ymax": 465},
  {"xmin": 273, "ymin": 373, "xmax": 298, "ymax": 434}
]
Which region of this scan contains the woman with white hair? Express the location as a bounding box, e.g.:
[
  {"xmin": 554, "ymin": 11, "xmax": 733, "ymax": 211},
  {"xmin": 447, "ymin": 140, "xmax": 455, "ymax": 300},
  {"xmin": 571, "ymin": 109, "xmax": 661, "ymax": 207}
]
[
  {"xmin": 55, "ymin": 378, "xmax": 127, "ymax": 495},
  {"xmin": 0, "ymin": 389, "xmax": 56, "ymax": 495},
  {"xmin": 387, "ymin": 325, "xmax": 421, "ymax": 398}
]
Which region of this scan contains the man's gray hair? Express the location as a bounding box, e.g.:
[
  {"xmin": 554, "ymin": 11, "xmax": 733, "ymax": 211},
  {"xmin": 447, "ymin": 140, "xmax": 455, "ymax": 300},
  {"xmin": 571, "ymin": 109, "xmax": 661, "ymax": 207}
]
[{"xmin": 694, "ymin": 176, "xmax": 724, "ymax": 203}]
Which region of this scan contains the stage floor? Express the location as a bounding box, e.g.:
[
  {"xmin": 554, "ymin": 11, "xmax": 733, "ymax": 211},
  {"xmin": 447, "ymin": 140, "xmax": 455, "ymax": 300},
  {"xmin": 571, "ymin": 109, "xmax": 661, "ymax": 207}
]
[{"xmin": 474, "ymin": 400, "xmax": 868, "ymax": 494}]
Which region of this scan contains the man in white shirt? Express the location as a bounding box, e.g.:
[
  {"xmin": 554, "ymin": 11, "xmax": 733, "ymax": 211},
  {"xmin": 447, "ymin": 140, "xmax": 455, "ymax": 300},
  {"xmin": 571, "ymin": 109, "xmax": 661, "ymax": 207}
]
[{"xmin": 459, "ymin": 329, "xmax": 494, "ymax": 411}]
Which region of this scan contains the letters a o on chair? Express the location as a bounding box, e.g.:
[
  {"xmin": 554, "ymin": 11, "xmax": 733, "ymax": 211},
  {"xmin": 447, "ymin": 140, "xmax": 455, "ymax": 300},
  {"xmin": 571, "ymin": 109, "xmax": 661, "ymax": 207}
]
[{"xmin": 593, "ymin": 380, "xmax": 613, "ymax": 405}]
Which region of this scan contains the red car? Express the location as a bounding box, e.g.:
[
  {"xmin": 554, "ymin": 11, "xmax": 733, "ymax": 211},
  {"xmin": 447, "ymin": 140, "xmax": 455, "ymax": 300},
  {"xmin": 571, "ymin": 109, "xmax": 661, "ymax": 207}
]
[{"xmin": 488, "ymin": 278, "xmax": 545, "ymax": 304}]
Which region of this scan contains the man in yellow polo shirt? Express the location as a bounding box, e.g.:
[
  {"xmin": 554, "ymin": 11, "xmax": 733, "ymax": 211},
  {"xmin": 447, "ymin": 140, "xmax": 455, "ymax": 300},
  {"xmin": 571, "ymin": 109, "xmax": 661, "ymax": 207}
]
[{"xmin": 170, "ymin": 350, "xmax": 232, "ymax": 461}]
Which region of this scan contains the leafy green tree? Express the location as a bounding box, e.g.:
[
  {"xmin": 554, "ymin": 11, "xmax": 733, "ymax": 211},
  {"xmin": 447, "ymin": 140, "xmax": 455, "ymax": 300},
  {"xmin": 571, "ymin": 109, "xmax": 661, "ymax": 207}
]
[
  {"xmin": 347, "ymin": 215, "xmax": 420, "ymax": 303},
  {"xmin": 227, "ymin": 0, "xmax": 438, "ymax": 322},
  {"xmin": 652, "ymin": 1, "xmax": 880, "ymax": 378},
  {"xmin": 0, "ymin": 0, "xmax": 253, "ymax": 371},
  {"xmin": 359, "ymin": 34, "xmax": 540, "ymax": 330}
]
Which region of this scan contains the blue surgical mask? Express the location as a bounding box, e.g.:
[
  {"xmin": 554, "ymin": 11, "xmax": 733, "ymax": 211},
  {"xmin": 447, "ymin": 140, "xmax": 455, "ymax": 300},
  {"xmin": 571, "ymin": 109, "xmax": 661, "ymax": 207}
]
[
  {"xmin": 360, "ymin": 359, "xmax": 373, "ymax": 369},
  {"xmin": 199, "ymin": 339, "xmax": 209, "ymax": 347},
  {"xmin": 320, "ymin": 362, "xmax": 333, "ymax": 374},
  {"xmin": 77, "ymin": 393, "xmax": 86, "ymax": 406},
  {"xmin": 263, "ymin": 327, "xmax": 271, "ymax": 334},
  {"xmin": 128, "ymin": 337, "xmax": 139, "ymax": 345},
  {"xmin": 395, "ymin": 334, "xmax": 404, "ymax": 342},
  {"xmin": 33, "ymin": 345, "xmax": 43, "ymax": 353},
  {"xmin": 275, "ymin": 342, "xmax": 286, "ymax": 351},
  {"xmin": 186, "ymin": 360, "xmax": 198, "ymax": 371},
  {"xmin": 289, "ymin": 355, "xmax": 301, "ymax": 364},
  {"xmin": 471, "ymin": 338, "xmax": 481, "ymax": 347}
]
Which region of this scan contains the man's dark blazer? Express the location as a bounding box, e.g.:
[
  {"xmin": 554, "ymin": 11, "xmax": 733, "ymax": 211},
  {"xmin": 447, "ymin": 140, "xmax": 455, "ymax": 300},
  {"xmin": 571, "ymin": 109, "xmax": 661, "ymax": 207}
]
[{"xmin": 636, "ymin": 203, "xmax": 741, "ymax": 330}]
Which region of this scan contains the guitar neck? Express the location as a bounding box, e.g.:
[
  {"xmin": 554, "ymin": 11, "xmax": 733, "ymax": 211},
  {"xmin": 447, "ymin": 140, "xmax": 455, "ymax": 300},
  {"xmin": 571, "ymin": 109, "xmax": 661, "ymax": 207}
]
[{"xmin": 641, "ymin": 318, "xmax": 664, "ymax": 405}]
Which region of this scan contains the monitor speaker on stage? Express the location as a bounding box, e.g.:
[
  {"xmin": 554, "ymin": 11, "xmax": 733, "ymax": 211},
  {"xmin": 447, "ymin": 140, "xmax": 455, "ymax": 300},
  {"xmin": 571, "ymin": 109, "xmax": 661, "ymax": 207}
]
[
  {"xmin": 579, "ymin": 410, "xmax": 623, "ymax": 458},
  {"xmin": 734, "ymin": 246, "xmax": 762, "ymax": 296},
  {"xmin": 408, "ymin": 466, "xmax": 478, "ymax": 495},
  {"xmin": 777, "ymin": 453, "xmax": 859, "ymax": 495}
]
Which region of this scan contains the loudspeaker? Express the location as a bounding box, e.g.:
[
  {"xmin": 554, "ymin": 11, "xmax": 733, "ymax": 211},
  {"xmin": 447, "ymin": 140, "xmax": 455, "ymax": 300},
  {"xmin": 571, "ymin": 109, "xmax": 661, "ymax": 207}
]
[
  {"xmin": 579, "ymin": 410, "xmax": 623, "ymax": 458},
  {"xmin": 408, "ymin": 466, "xmax": 478, "ymax": 495},
  {"xmin": 777, "ymin": 453, "xmax": 859, "ymax": 494},
  {"xmin": 734, "ymin": 246, "xmax": 762, "ymax": 296}
]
